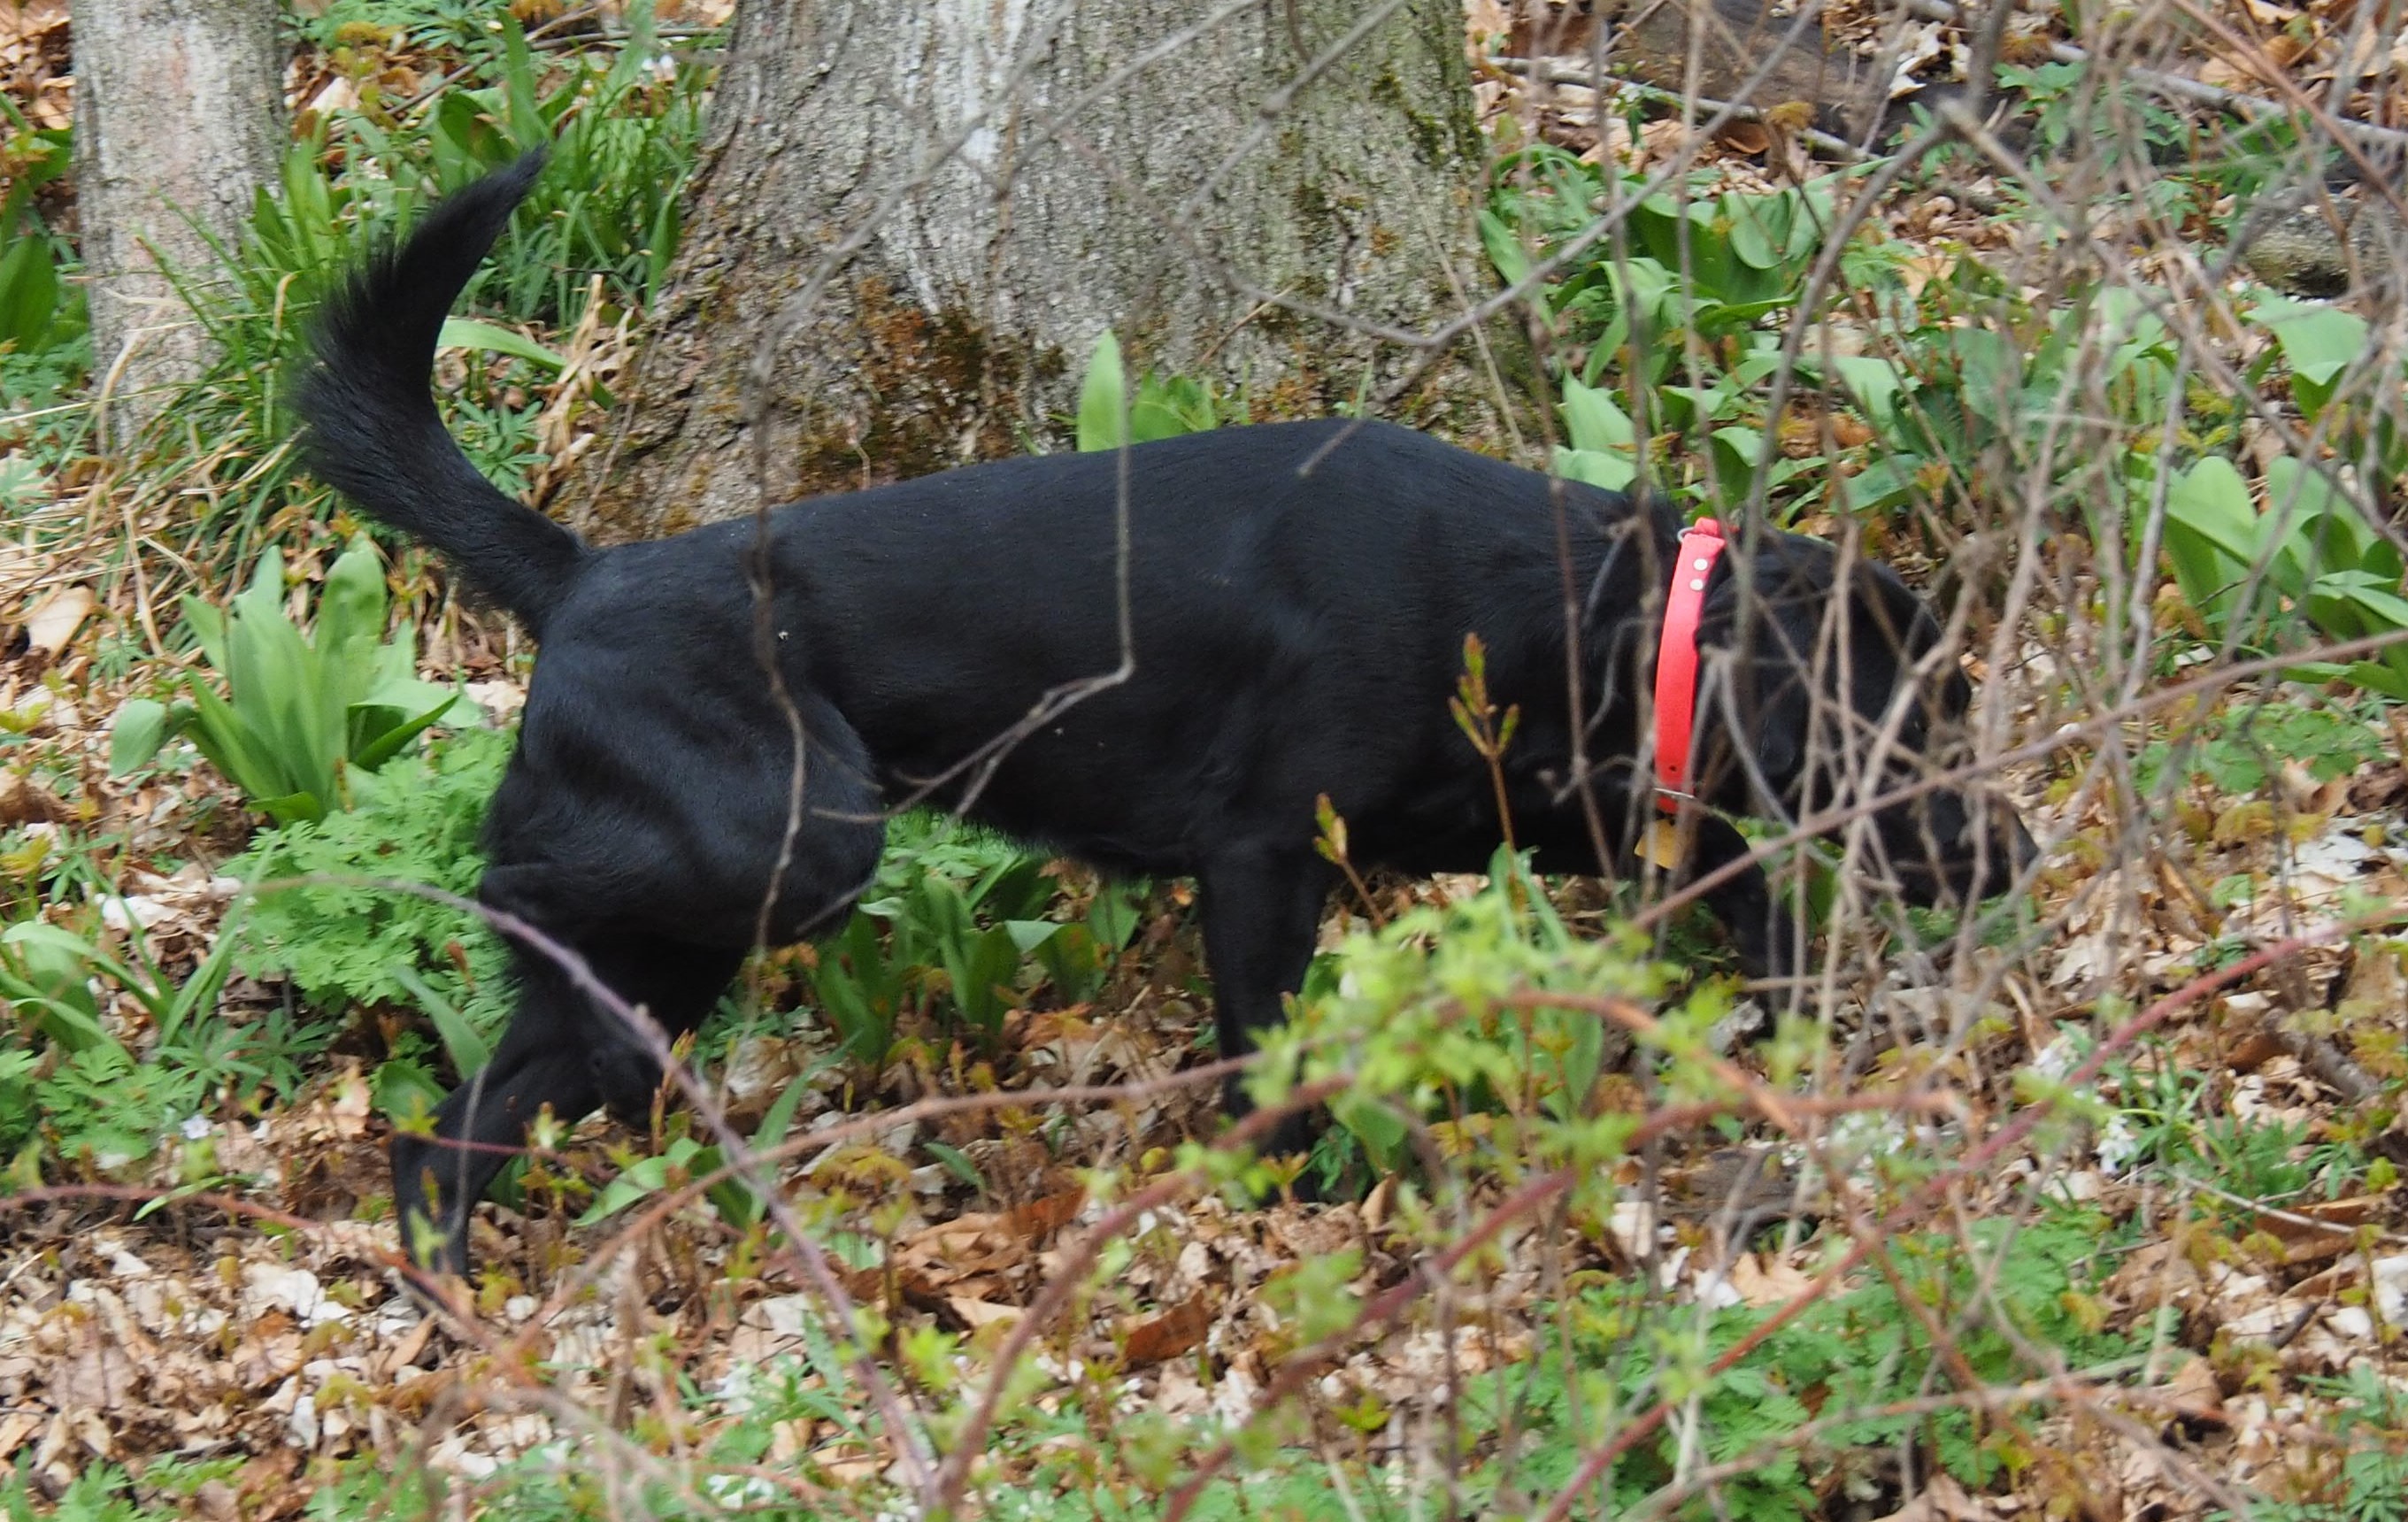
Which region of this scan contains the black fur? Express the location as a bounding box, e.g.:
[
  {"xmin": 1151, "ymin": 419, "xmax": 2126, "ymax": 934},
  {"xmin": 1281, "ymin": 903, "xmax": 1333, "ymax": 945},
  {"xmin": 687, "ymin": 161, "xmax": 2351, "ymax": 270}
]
[{"xmin": 296, "ymin": 158, "xmax": 2034, "ymax": 1277}]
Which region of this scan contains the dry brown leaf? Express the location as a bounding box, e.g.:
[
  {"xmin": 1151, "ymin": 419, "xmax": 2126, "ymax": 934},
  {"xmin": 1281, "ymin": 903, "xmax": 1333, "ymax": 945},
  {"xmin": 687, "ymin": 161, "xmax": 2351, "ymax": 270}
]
[
  {"xmin": 0, "ymin": 770, "xmax": 64, "ymax": 826},
  {"xmin": 1876, "ymin": 1471, "xmax": 2002, "ymax": 1521},
  {"xmin": 1727, "ymin": 1251, "xmax": 1815, "ymax": 1308},
  {"xmin": 23, "ymin": 585, "xmax": 93, "ymax": 656},
  {"xmin": 1715, "ymin": 120, "xmax": 1771, "ymax": 156},
  {"xmin": 944, "ymin": 1296, "xmax": 1022, "ymax": 1332},
  {"xmin": 1123, "ymin": 1298, "xmax": 1211, "ymax": 1364},
  {"xmin": 0, "ymin": 1411, "xmax": 39, "ymax": 1461},
  {"xmin": 2163, "ymin": 1352, "xmax": 2227, "ymax": 1423},
  {"xmin": 1005, "ymin": 1187, "xmax": 1085, "ymax": 1241}
]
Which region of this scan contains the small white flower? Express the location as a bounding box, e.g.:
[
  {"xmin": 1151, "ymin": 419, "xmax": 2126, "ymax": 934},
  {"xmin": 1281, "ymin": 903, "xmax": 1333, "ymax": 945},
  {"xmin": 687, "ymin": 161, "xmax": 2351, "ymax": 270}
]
[
  {"xmin": 180, "ymin": 1114, "xmax": 212, "ymax": 1142},
  {"xmin": 2031, "ymin": 1034, "xmax": 2081, "ymax": 1080},
  {"xmin": 2095, "ymin": 1114, "xmax": 2142, "ymax": 1175}
]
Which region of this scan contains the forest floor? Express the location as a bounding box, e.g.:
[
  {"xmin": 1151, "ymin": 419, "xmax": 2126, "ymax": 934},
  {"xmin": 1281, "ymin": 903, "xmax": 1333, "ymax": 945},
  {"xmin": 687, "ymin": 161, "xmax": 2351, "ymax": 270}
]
[{"xmin": 4, "ymin": 1, "xmax": 2408, "ymax": 1518}]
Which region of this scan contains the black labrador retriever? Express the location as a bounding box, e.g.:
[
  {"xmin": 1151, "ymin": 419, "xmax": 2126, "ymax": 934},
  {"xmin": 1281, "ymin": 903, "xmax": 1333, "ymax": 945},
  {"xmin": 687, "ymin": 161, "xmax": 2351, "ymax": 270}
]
[{"xmin": 295, "ymin": 156, "xmax": 2034, "ymax": 1277}]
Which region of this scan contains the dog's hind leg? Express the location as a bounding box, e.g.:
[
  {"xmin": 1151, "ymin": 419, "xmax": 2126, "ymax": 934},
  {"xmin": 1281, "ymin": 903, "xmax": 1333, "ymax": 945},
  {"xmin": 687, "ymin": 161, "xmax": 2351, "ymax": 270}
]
[
  {"xmin": 395, "ymin": 928, "xmax": 745, "ymax": 1280},
  {"xmin": 1196, "ymin": 845, "xmax": 1335, "ymax": 1151}
]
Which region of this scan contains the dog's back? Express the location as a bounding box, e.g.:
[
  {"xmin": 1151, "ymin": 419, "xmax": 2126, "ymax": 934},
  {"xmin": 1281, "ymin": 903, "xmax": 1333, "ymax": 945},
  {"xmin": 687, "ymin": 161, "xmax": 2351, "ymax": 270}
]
[{"xmin": 501, "ymin": 419, "xmax": 1652, "ymax": 877}]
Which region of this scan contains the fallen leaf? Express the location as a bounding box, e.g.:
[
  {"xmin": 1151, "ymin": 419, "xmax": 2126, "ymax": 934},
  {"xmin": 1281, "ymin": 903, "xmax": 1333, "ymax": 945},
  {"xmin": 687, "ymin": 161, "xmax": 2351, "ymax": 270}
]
[
  {"xmin": 1715, "ymin": 120, "xmax": 1770, "ymax": 156},
  {"xmin": 0, "ymin": 771, "xmax": 65, "ymax": 826},
  {"xmin": 1005, "ymin": 1188, "xmax": 1085, "ymax": 1241},
  {"xmin": 944, "ymin": 1295, "xmax": 1023, "ymax": 1332},
  {"xmin": 2163, "ymin": 1353, "xmax": 2226, "ymax": 1424},
  {"xmin": 1727, "ymin": 1250, "xmax": 1816, "ymax": 1307},
  {"xmin": 23, "ymin": 585, "xmax": 93, "ymax": 656},
  {"xmin": 1122, "ymin": 1298, "xmax": 1211, "ymax": 1364}
]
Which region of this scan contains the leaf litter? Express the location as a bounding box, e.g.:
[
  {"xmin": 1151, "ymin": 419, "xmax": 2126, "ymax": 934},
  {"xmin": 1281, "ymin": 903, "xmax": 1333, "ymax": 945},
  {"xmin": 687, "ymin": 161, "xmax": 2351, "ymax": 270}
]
[{"xmin": 4, "ymin": 2, "xmax": 2408, "ymax": 1518}]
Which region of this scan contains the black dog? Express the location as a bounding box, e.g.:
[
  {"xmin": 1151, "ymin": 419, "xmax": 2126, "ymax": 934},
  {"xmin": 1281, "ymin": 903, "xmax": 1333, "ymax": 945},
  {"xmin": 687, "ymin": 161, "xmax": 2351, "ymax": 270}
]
[{"xmin": 296, "ymin": 156, "xmax": 2033, "ymax": 1277}]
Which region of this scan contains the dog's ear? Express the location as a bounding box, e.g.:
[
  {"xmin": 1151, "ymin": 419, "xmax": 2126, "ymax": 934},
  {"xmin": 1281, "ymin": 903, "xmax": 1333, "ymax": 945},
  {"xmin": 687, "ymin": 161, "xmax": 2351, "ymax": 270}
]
[
  {"xmin": 1704, "ymin": 542, "xmax": 1820, "ymax": 803},
  {"xmin": 1848, "ymin": 562, "xmax": 1963, "ymax": 737},
  {"xmin": 1849, "ymin": 565, "xmax": 1945, "ymax": 712}
]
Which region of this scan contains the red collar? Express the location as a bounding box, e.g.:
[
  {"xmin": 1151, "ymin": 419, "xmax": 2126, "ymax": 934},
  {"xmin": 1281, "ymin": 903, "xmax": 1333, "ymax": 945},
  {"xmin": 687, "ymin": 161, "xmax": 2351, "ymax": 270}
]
[{"xmin": 1652, "ymin": 519, "xmax": 1727, "ymax": 814}]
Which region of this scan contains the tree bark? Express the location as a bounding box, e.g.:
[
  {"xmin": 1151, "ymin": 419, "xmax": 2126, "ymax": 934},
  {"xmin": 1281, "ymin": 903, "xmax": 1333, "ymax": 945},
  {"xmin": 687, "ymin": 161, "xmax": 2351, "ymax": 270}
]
[
  {"xmin": 568, "ymin": 0, "xmax": 1517, "ymax": 541},
  {"xmin": 72, "ymin": 0, "xmax": 282, "ymax": 451}
]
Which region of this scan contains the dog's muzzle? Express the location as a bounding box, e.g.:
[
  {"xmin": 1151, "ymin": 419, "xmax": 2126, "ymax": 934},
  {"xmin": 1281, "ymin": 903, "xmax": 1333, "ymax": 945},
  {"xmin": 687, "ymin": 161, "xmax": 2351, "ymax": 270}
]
[{"xmin": 1878, "ymin": 789, "xmax": 2038, "ymax": 906}]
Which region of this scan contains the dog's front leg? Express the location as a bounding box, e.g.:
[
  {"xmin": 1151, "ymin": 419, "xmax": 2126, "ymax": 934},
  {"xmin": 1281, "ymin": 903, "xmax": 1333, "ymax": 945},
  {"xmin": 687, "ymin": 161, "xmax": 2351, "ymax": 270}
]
[
  {"xmin": 1685, "ymin": 815, "xmax": 1804, "ymax": 980},
  {"xmin": 1196, "ymin": 845, "xmax": 1335, "ymax": 1154},
  {"xmin": 396, "ymin": 999, "xmax": 604, "ymax": 1280}
]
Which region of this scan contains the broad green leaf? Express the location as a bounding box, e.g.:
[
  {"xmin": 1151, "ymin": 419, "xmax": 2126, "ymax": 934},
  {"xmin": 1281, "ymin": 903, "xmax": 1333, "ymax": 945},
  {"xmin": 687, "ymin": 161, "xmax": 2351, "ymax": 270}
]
[
  {"xmin": 1837, "ymin": 455, "xmax": 1921, "ymax": 513},
  {"xmin": 1333, "ymin": 1091, "xmax": 1412, "ymax": 1174},
  {"xmin": 438, "ymin": 317, "xmax": 565, "ymax": 373},
  {"xmin": 350, "ymin": 696, "xmax": 461, "ymax": 774},
  {"xmin": 251, "ymin": 790, "xmax": 327, "ymax": 828},
  {"xmin": 393, "ymin": 963, "xmax": 492, "ymax": 1074},
  {"xmin": 578, "ymin": 1172, "xmax": 658, "ymax": 1226},
  {"xmin": 1709, "ymin": 425, "xmax": 1769, "ymax": 496},
  {"xmin": 1832, "ymin": 356, "xmax": 1905, "ymax": 433},
  {"xmin": 1479, "ymin": 207, "xmax": 1531, "ymax": 288},
  {"xmin": 316, "ymin": 534, "xmax": 389, "ymax": 654},
  {"xmin": 0, "ymin": 231, "xmax": 58, "ymax": 350},
  {"xmin": 1725, "ymin": 192, "xmax": 1783, "ymax": 270},
  {"xmin": 107, "ymin": 698, "xmax": 173, "ymax": 777},
  {"xmin": 1553, "ymin": 446, "xmax": 1636, "ymax": 492},
  {"xmin": 185, "ymin": 680, "xmax": 286, "ymax": 804},
  {"xmin": 2263, "ymin": 455, "xmax": 2370, "ymax": 581},
  {"xmin": 1004, "ymin": 919, "xmax": 1066, "ymax": 955},
  {"xmin": 180, "ymin": 594, "xmax": 230, "ymax": 676},
  {"xmin": 2255, "ymin": 297, "xmax": 2368, "ymax": 421},
  {"xmin": 2163, "ymin": 455, "xmax": 2259, "ymax": 618},
  {"xmin": 752, "ymin": 1072, "xmax": 815, "ymax": 1149},
  {"xmin": 2341, "ymin": 657, "xmax": 2408, "ymax": 699},
  {"xmin": 0, "ymin": 922, "xmax": 113, "ymax": 1054},
  {"xmin": 1559, "ymin": 375, "xmax": 1635, "ymax": 454},
  {"xmin": 2254, "ymin": 297, "xmax": 2366, "ymax": 383},
  {"xmin": 1076, "ymin": 330, "xmax": 1127, "ymax": 453}
]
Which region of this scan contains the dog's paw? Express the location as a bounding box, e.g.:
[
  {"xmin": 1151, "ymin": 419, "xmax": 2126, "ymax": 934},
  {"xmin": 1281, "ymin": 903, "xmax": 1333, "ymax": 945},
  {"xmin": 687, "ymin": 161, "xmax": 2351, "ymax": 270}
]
[{"xmin": 590, "ymin": 1042, "xmax": 666, "ymax": 1126}]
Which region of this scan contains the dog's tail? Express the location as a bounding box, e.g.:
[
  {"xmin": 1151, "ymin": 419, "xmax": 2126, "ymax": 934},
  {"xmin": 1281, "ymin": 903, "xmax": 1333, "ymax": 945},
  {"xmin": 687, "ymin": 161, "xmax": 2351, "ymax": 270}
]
[{"xmin": 296, "ymin": 151, "xmax": 588, "ymax": 634}]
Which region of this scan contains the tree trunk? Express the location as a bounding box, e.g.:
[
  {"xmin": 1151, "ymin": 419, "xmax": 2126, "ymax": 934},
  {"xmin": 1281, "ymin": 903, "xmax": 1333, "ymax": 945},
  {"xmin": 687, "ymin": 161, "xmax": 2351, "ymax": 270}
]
[
  {"xmin": 72, "ymin": 0, "xmax": 282, "ymax": 451},
  {"xmin": 569, "ymin": 0, "xmax": 1517, "ymax": 541}
]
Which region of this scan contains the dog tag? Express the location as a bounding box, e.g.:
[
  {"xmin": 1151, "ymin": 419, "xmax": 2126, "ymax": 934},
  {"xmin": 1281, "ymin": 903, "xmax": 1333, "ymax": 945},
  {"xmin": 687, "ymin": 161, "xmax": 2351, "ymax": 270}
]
[{"xmin": 1639, "ymin": 819, "xmax": 1681, "ymax": 870}]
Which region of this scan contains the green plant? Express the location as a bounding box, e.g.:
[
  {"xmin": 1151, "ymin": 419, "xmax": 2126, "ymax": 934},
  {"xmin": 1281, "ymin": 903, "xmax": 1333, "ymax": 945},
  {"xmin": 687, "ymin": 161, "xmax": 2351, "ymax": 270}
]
[
  {"xmin": 121, "ymin": 3, "xmax": 713, "ymax": 579},
  {"xmin": 1074, "ymin": 329, "xmax": 1233, "ymax": 451},
  {"xmin": 0, "ymin": 98, "xmax": 88, "ymax": 413},
  {"xmin": 1831, "ymin": 276, "xmax": 2182, "ymax": 517},
  {"xmin": 0, "ymin": 905, "xmax": 292, "ymax": 1171},
  {"xmin": 1532, "ymin": 1211, "xmax": 2131, "ymax": 1516},
  {"xmin": 0, "ymin": 916, "xmax": 242, "ymax": 1060},
  {"xmin": 1274, "ymin": 846, "xmax": 1675, "ymax": 1180},
  {"xmin": 806, "ymin": 813, "xmax": 1143, "ymax": 1076},
  {"xmin": 1485, "ymin": 144, "xmax": 1840, "ymax": 515},
  {"xmin": 112, "ymin": 535, "xmax": 474, "ymax": 824},
  {"xmin": 227, "ymin": 725, "xmax": 514, "ymax": 1119},
  {"xmin": 2105, "ymin": 1043, "xmax": 2367, "ymax": 1206},
  {"xmin": 576, "ymin": 1072, "xmax": 814, "ymax": 1234},
  {"xmin": 320, "ymin": 2, "xmax": 711, "ymax": 320},
  {"xmin": 1, "ymin": 1464, "xmax": 165, "ymax": 1522},
  {"xmin": 2232, "ymin": 1367, "xmax": 2408, "ymax": 1522},
  {"xmin": 2163, "ymin": 450, "xmax": 2408, "ymax": 695},
  {"xmin": 2133, "ymin": 695, "xmax": 2383, "ymax": 796}
]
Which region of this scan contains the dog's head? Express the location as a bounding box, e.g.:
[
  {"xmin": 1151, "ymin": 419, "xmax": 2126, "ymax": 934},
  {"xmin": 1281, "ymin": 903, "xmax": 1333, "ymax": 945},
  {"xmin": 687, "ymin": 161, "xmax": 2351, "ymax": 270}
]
[{"xmin": 1696, "ymin": 531, "xmax": 2035, "ymax": 906}]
